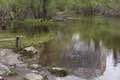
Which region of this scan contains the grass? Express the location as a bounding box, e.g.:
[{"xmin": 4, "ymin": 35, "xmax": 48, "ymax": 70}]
[
  {"xmin": 0, "ymin": 32, "xmax": 55, "ymax": 48},
  {"xmin": 22, "ymin": 33, "xmax": 55, "ymax": 47}
]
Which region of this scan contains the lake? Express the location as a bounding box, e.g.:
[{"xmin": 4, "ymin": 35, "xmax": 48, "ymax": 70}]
[{"xmin": 38, "ymin": 16, "xmax": 120, "ymax": 80}]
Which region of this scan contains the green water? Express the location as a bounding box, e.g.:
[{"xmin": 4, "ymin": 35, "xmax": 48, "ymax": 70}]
[{"xmin": 56, "ymin": 16, "xmax": 120, "ymax": 50}]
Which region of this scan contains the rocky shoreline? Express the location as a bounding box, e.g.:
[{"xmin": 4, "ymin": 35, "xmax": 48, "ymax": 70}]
[{"xmin": 0, "ymin": 48, "xmax": 69, "ymax": 80}]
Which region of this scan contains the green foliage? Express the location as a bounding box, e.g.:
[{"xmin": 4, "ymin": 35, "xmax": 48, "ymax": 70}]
[
  {"xmin": 0, "ymin": 0, "xmax": 120, "ymax": 18},
  {"xmin": 12, "ymin": 19, "xmax": 56, "ymax": 35},
  {"xmin": 22, "ymin": 19, "xmax": 53, "ymax": 27}
]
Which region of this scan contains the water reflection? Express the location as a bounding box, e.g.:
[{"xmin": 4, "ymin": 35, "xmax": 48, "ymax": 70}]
[
  {"xmin": 96, "ymin": 51, "xmax": 120, "ymax": 80},
  {"xmin": 39, "ymin": 16, "xmax": 120, "ymax": 80},
  {"xmin": 62, "ymin": 34, "xmax": 106, "ymax": 79},
  {"xmin": 57, "ymin": 52, "xmax": 120, "ymax": 80},
  {"xmin": 112, "ymin": 49, "xmax": 120, "ymax": 67}
]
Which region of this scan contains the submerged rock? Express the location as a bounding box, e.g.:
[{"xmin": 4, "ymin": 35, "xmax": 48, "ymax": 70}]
[{"xmin": 48, "ymin": 67, "xmax": 68, "ymax": 77}]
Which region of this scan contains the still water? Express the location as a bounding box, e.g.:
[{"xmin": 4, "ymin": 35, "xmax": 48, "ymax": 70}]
[{"xmin": 39, "ymin": 16, "xmax": 120, "ymax": 80}]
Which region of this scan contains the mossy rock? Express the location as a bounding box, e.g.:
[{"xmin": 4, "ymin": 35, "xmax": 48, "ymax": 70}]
[
  {"xmin": 7, "ymin": 68, "xmax": 18, "ymax": 76},
  {"xmin": 48, "ymin": 67, "xmax": 68, "ymax": 77}
]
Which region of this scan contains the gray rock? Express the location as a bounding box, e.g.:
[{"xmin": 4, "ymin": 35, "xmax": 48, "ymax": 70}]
[
  {"xmin": 0, "ymin": 63, "xmax": 10, "ymax": 75},
  {"xmin": 28, "ymin": 64, "xmax": 40, "ymax": 69},
  {"xmin": 0, "ymin": 49, "xmax": 22, "ymax": 65},
  {"xmin": 24, "ymin": 46, "xmax": 38, "ymax": 54},
  {"xmin": 24, "ymin": 73, "xmax": 43, "ymax": 80}
]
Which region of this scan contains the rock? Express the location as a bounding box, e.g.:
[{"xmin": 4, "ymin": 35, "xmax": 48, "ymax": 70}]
[
  {"xmin": 31, "ymin": 70, "xmax": 39, "ymax": 74},
  {"xmin": 7, "ymin": 67, "xmax": 18, "ymax": 76},
  {"xmin": 16, "ymin": 63, "xmax": 28, "ymax": 68},
  {"xmin": 0, "ymin": 49, "xmax": 22, "ymax": 65},
  {"xmin": 21, "ymin": 47, "xmax": 38, "ymax": 59},
  {"xmin": 48, "ymin": 67, "xmax": 68, "ymax": 77},
  {"xmin": 0, "ymin": 63, "xmax": 18, "ymax": 76},
  {"xmin": 28, "ymin": 64, "xmax": 40, "ymax": 69},
  {"xmin": 24, "ymin": 46, "xmax": 38, "ymax": 54},
  {"xmin": 0, "ymin": 63, "xmax": 10, "ymax": 75},
  {"xmin": 24, "ymin": 73, "xmax": 43, "ymax": 80},
  {"xmin": 53, "ymin": 12, "xmax": 66, "ymax": 21}
]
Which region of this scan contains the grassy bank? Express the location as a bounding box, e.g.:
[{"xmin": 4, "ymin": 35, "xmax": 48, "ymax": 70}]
[{"xmin": 0, "ymin": 32, "xmax": 54, "ymax": 48}]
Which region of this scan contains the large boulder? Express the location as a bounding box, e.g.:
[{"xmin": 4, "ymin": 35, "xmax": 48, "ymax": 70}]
[{"xmin": 24, "ymin": 73, "xmax": 43, "ymax": 80}]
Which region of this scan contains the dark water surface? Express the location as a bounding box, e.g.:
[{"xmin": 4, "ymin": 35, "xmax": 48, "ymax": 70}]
[{"xmin": 39, "ymin": 16, "xmax": 120, "ymax": 80}]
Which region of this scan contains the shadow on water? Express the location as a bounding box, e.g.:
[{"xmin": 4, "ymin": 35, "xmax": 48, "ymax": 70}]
[{"xmin": 38, "ymin": 16, "xmax": 120, "ymax": 80}]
